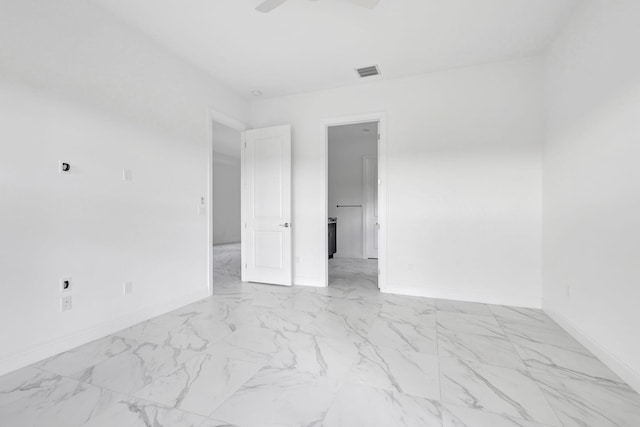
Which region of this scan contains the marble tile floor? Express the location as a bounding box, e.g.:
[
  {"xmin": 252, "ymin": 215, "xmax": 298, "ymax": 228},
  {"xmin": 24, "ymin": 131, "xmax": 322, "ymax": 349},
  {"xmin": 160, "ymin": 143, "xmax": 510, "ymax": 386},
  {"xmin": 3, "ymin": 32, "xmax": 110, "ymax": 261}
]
[{"xmin": 1, "ymin": 243, "xmax": 640, "ymax": 426}]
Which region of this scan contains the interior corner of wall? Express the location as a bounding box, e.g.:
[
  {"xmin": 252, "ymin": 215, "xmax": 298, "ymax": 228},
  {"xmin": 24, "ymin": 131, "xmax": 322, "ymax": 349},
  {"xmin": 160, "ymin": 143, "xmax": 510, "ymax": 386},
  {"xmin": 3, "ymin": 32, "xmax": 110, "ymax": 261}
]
[{"xmin": 0, "ymin": 287, "xmax": 210, "ymax": 377}]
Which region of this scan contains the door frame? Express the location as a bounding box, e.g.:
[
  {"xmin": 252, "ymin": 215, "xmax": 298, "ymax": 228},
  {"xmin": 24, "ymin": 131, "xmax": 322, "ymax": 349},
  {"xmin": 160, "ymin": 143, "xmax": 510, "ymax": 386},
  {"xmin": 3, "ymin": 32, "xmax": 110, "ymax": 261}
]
[
  {"xmin": 362, "ymin": 155, "xmax": 377, "ymax": 260},
  {"xmin": 322, "ymin": 112, "xmax": 388, "ymax": 290},
  {"xmin": 207, "ymin": 109, "xmax": 247, "ymax": 296}
]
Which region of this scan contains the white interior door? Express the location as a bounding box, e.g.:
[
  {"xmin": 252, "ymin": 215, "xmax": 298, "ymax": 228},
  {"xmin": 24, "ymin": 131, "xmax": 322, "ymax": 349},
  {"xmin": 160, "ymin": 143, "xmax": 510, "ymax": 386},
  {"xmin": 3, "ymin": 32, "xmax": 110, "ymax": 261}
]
[
  {"xmin": 241, "ymin": 125, "xmax": 292, "ymax": 286},
  {"xmin": 364, "ymin": 156, "xmax": 379, "ymax": 259}
]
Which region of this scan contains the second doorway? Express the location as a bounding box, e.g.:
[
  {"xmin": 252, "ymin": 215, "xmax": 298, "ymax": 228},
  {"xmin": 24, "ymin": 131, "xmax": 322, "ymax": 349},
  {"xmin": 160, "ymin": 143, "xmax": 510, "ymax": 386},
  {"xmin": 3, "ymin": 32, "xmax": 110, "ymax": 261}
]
[{"xmin": 327, "ymin": 121, "xmax": 379, "ymax": 291}]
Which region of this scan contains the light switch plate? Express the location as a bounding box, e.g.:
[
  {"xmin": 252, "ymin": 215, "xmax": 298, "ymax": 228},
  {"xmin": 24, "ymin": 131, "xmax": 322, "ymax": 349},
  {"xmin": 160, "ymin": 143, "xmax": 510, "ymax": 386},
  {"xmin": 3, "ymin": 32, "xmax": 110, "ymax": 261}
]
[{"xmin": 123, "ymin": 169, "xmax": 132, "ymax": 182}]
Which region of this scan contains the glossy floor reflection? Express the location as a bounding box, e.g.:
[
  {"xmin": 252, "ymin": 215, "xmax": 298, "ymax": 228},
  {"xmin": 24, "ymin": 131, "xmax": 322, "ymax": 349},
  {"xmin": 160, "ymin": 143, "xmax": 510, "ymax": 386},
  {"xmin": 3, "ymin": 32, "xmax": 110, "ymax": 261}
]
[{"xmin": 1, "ymin": 243, "xmax": 639, "ymax": 426}]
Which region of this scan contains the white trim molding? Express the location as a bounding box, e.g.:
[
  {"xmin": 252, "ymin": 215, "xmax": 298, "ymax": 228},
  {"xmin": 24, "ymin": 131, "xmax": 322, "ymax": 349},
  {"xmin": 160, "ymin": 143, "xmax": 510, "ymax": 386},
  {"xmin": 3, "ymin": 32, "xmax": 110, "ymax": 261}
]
[
  {"xmin": 208, "ymin": 109, "xmax": 247, "ymax": 295},
  {"xmin": 383, "ymin": 285, "xmax": 542, "ymax": 309},
  {"xmin": 0, "ymin": 288, "xmax": 209, "ymax": 377},
  {"xmin": 545, "ymin": 307, "xmax": 640, "ymax": 394},
  {"xmin": 321, "ymin": 112, "xmax": 388, "ymax": 291}
]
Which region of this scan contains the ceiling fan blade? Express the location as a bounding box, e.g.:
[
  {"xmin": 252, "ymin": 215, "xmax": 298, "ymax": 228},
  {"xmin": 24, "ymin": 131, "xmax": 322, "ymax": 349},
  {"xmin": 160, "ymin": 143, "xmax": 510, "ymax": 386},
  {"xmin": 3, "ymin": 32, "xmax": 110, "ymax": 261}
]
[
  {"xmin": 346, "ymin": 0, "xmax": 381, "ymax": 9},
  {"xmin": 255, "ymin": 0, "xmax": 289, "ymax": 13}
]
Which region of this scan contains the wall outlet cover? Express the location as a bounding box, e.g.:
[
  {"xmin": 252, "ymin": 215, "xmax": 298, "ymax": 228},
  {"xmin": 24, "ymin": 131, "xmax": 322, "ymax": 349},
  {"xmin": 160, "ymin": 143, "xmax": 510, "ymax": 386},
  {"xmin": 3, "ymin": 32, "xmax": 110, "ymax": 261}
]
[
  {"xmin": 124, "ymin": 281, "xmax": 133, "ymax": 295},
  {"xmin": 60, "ymin": 296, "xmax": 72, "ymax": 312}
]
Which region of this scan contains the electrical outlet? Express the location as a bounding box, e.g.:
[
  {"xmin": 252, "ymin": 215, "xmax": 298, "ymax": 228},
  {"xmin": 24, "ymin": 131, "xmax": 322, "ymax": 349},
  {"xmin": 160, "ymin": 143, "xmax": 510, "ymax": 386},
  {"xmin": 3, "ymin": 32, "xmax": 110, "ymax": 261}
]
[
  {"xmin": 60, "ymin": 296, "xmax": 72, "ymax": 312},
  {"xmin": 566, "ymin": 285, "xmax": 571, "ymax": 297},
  {"xmin": 123, "ymin": 169, "xmax": 132, "ymax": 182},
  {"xmin": 124, "ymin": 281, "xmax": 133, "ymax": 295},
  {"xmin": 60, "ymin": 277, "xmax": 72, "ymax": 293}
]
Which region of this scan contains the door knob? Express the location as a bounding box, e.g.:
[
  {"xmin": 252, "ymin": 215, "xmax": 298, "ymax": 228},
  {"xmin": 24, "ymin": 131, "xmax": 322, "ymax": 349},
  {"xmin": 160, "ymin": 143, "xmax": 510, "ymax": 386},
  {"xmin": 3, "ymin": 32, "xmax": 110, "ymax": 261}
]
[{"xmin": 279, "ymin": 222, "xmax": 290, "ymax": 228}]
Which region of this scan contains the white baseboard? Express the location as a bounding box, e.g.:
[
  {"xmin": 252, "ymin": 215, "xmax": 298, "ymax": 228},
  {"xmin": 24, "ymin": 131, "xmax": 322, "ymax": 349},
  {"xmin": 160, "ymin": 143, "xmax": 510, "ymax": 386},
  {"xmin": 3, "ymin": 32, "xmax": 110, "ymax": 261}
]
[
  {"xmin": 544, "ymin": 308, "xmax": 640, "ymax": 394},
  {"xmin": 294, "ymin": 275, "xmax": 325, "ymax": 288},
  {"xmin": 381, "ymin": 285, "xmax": 541, "ymax": 309},
  {"xmin": 213, "ymin": 241, "xmax": 240, "ymax": 247},
  {"xmin": 0, "ymin": 288, "xmax": 210, "ymax": 377}
]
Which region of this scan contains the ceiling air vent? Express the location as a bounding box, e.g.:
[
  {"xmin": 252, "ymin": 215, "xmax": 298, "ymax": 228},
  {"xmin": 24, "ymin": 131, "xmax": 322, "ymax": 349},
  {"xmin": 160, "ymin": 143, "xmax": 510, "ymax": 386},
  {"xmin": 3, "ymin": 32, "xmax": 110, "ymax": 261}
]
[{"xmin": 355, "ymin": 65, "xmax": 380, "ymax": 78}]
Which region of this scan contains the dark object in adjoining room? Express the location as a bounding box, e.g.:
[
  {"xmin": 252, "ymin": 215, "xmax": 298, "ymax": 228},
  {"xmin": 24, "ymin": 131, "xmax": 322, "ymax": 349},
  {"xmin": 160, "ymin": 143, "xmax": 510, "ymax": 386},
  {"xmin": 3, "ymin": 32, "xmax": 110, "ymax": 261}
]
[{"xmin": 328, "ymin": 217, "xmax": 337, "ymax": 259}]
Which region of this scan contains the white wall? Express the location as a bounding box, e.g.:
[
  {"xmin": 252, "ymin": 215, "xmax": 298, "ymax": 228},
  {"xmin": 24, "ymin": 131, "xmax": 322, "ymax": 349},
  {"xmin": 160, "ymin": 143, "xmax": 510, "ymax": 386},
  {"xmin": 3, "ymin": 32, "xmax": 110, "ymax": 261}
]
[
  {"xmin": 328, "ymin": 125, "xmax": 377, "ymax": 259},
  {"xmin": 543, "ymin": 0, "xmax": 640, "ymax": 391},
  {"xmin": 213, "ymin": 154, "xmax": 241, "ymax": 245},
  {"xmin": 252, "ymin": 57, "xmax": 544, "ymax": 306},
  {"xmin": 0, "ymin": 0, "xmax": 248, "ymax": 375}
]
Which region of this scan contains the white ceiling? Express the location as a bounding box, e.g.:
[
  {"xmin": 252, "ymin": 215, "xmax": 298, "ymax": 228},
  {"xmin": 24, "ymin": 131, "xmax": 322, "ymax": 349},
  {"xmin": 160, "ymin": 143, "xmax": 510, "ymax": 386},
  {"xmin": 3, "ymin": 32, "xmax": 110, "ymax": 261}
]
[{"xmin": 92, "ymin": 0, "xmax": 580, "ymax": 98}]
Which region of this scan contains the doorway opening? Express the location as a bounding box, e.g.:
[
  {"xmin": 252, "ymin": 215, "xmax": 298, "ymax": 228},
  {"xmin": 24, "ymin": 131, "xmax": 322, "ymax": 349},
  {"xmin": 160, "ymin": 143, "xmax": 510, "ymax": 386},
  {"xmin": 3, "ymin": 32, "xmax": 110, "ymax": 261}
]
[
  {"xmin": 326, "ymin": 118, "xmax": 384, "ymax": 293},
  {"xmin": 209, "ymin": 115, "xmax": 245, "ymax": 295}
]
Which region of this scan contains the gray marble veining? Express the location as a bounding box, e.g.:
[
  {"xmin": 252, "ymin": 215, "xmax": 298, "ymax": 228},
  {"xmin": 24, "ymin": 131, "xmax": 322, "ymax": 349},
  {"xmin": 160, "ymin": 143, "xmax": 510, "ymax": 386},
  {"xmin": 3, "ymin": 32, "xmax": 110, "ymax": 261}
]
[
  {"xmin": 511, "ymin": 336, "xmax": 625, "ymax": 386},
  {"xmin": 347, "ymin": 341, "xmax": 440, "ymax": 400},
  {"xmin": 439, "ymin": 358, "xmax": 562, "ymax": 426},
  {"xmin": 366, "ymin": 317, "xmax": 438, "ymax": 354},
  {"xmin": 379, "ymin": 295, "xmax": 436, "ymax": 326},
  {"xmin": 0, "ymin": 367, "xmax": 120, "ymax": 427},
  {"xmin": 33, "ymin": 336, "xmax": 135, "ymax": 377},
  {"xmin": 532, "ymin": 372, "xmax": 640, "ymax": 427},
  {"xmin": 209, "ymin": 367, "xmax": 339, "ymax": 427},
  {"xmin": 437, "ymin": 311, "xmax": 506, "ymax": 339},
  {"xmin": 1, "ymin": 243, "xmax": 639, "ymax": 426},
  {"xmin": 79, "ymin": 396, "xmax": 215, "ymax": 427},
  {"xmin": 323, "ymin": 383, "xmax": 442, "ymax": 427},
  {"xmin": 441, "ymin": 403, "xmax": 554, "ymax": 427},
  {"xmin": 490, "ymin": 306, "xmax": 560, "ymax": 330},
  {"xmin": 114, "ymin": 312, "xmax": 233, "ymax": 355},
  {"xmin": 436, "ymin": 299, "xmax": 494, "ymax": 317},
  {"xmin": 133, "ymin": 353, "xmax": 264, "ymax": 416},
  {"xmin": 268, "ymin": 331, "xmax": 360, "ymax": 383},
  {"xmin": 500, "ymin": 319, "xmax": 586, "ymax": 351},
  {"xmin": 437, "ymin": 330, "xmax": 525, "ymax": 369},
  {"xmin": 71, "ymin": 339, "xmax": 200, "ymax": 395}
]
